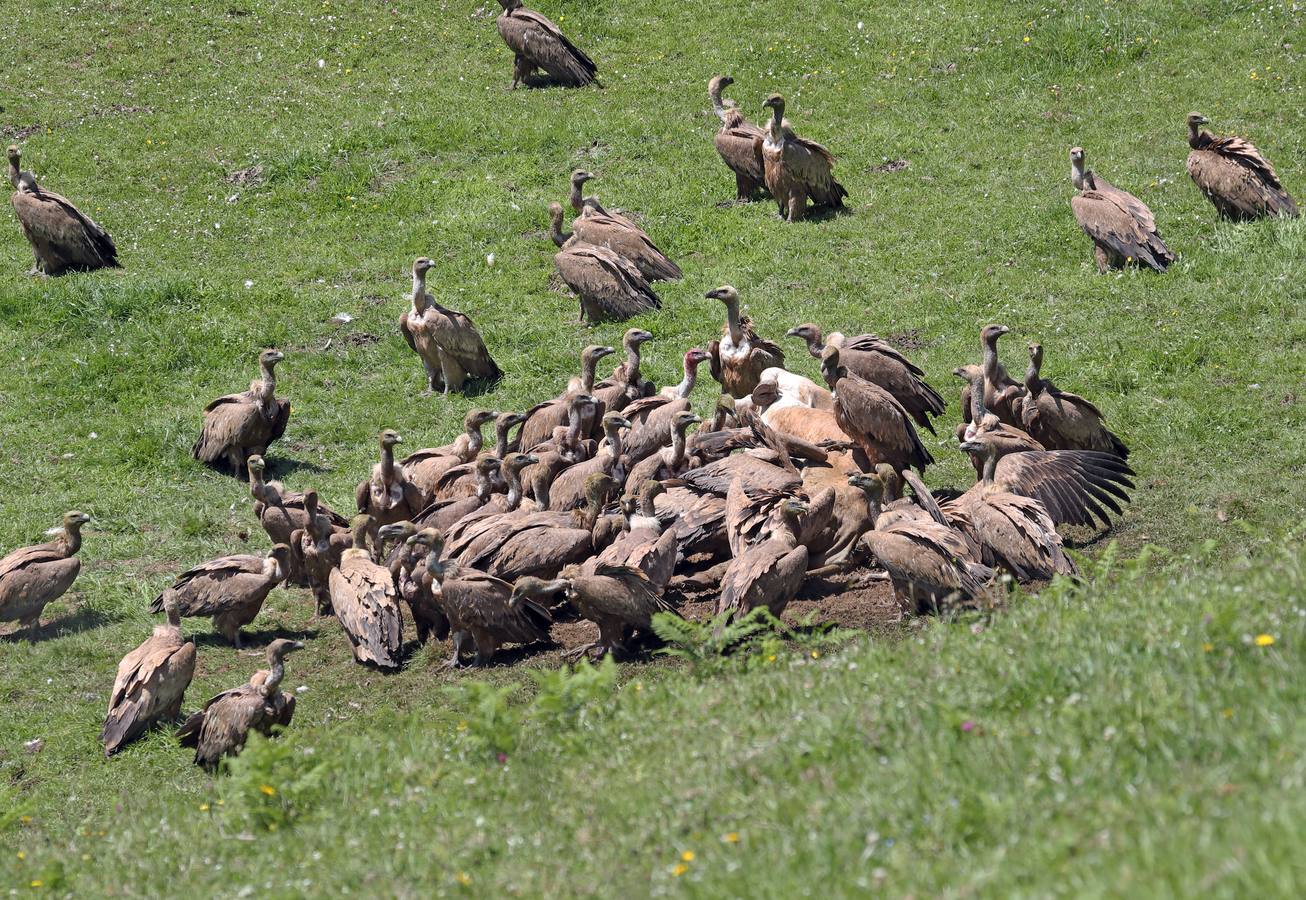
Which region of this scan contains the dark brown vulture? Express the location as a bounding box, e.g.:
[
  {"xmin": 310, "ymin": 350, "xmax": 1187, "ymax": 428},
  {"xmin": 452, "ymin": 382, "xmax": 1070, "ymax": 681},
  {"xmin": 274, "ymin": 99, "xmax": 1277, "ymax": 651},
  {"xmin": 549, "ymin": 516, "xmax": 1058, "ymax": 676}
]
[
  {"xmin": 101, "ymin": 593, "xmax": 197, "ymax": 756},
  {"xmin": 554, "ymin": 243, "xmax": 661, "ymax": 325},
  {"xmin": 760, "ymin": 94, "xmax": 848, "ymax": 222},
  {"xmin": 718, "ymin": 494, "xmax": 811, "ymax": 619},
  {"xmin": 7, "ymin": 144, "xmax": 119, "ymax": 276},
  {"xmin": 957, "ymin": 324, "xmax": 1024, "ymax": 430},
  {"xmin": 423, "ymin": 554, "xmax": 554, "ymax": 667},
  {"xmin": 149, "ymin": 545, "xmax": 291, "ymax": 647},
  {"xmin": 709, "ymin": 76, "xmax": 767, "ymax": 201},
  {"xmin": 178, "ymin": 639, "xmax": 304, "ymax": 771},
  {"xmin": 514, "ymin": 562, "xmax": 675, "ymax": 659},
  {"xmin": 402, "ymin": 408, "xmax": 499, "ymax": 503},
  {"xmin": 399, "ymin": 256, "xmax": 501, "ymax": 394},
  {"xmin": 1020, "ymin": 342, "xmax": 1129, "ymax": 457},
  {"xmin": 822, "ymin": 347, "xmax": 933, "ymax": 474},
  {"xmin": 705, "ymin": 285, "xmax": 785, "ymax": 399},
  {"xmin": 1070, "ymin": 148, "xmax": 1174, "ymax": 272},
  {"xmin": 192, "ymin": 349, "xmax": 290, "ymax": 475},
  {"xmin": 1186, "ymin": 113, "xmax": 1297, "ymax": 221},
  {"xmin": 0, "ymin": 510, "xmax": 90, "ymax": 636},
  {"xmin": 496, "ymin": 0, "xmax": 597, "ymax": 89}
]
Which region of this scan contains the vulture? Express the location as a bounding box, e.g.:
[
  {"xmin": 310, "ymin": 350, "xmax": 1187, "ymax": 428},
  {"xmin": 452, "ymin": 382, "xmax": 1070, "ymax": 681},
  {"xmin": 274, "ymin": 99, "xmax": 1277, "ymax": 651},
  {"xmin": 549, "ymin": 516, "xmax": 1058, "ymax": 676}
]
[
  {"xmin": 1070, "ymin": 147, "xmax": 1174, "ymax": 272},
  {"xmin": 554, "ymin": 243, "xmax": 661, "ymax": 325},
  {"xmin": 495, "ymin": 0, "xmax": 597, "ymax": 89},
  {"xmin": 247, "ymin": 455, "xmax": 347, "ymax": 586},
  {"xmin": 292, "ymin": 490, "xmax": 351, "ymax": 616},
  {"xmin": 400, "ymin": 256, "xmax": 501, "ymax": 394},
  {"xmin": 625, "ymin": 410, "xmax": 701, "ymax": 487},
  {"xmin": 953, "ymin": 366, "xmax": 1044, "ymax": 476},
  {"xmin": 178, "ymin": 638, "xmax": 304, "ymax": 771},
  {"xmin": 823, "ymin": 347, "xmax": 934, "ymax": 474},
  {"xmin": 402, "ymin": 408, "xmax": 499, "ymax": 503},
  {"xmin": 546, "ymin": 412, "xmax": 631, "ymax": 510},
  {"xmin": 590, "ymin": 481, "xmax": 679, "ymax": 591},
  {"xmin": 958, "ymin": 324, "xmax": 1024, "ymax": 429},
  {"xmin": 620, "ymin": 348, "xmax": 711, "ymax": 462},
  {"xmin": 431, "ymin": 411, "xmax": 527, "ymax": 499},
  {"xmin": 760, "ymin": 93, "xmax": 848, "ymax": 222},
  {"xmin": 100, "ymin": 593, "xmax": 197, "ymax": 756},
  {"xmin": 717, "ymin": 494, "xmax": 811, "ymax": 619},
  {"xmin": 549, "ymin": 201, "xmax": 681, "ymax": 282},
  {"xmin": 947, "ymin": 439, "xmax": 1078, "ymax": 582},
  {"xmin": 192, "ymin": 349, "xmax": 290, "ymax": 475},
  {"xmin": 1186, "ymin": 113, "xmax": 1298, "ymax": 221},
  {"xmin": 149, "ymin": 545, "xmax": 291, "ymax": 647},
  {"xmin": 1020, "ymin": 342, "xmax": 1129, "ymax": 457},
  {"xmin": 330, "ymin": 517, "xmax": 405, "ymax": 669},
  {"xmin": 706, "ymin": 285, "xmax": 785, "ymax": 399},
  {"xmin": 518, "ymin": 344, "xmax": 614, "ymax": 450},
  {"xmin": 786, "ymin": 324, "xmax": 945, "ymax": 432},
  {"xmin": 423, "ymin": 552, "xmax": 554, "ymax": 667},
  {"xmin": 967, "ymin": 446, "xmax": 1135, "ymax": 532},
  {"xmin": 853, "ymin": 474, "xmax": 994, "ymax": 615},
  {"xmin": 709, "ymin": 75, "xmax": 767, "ymax": 201},
  {"xmin": 568, "ymin": 169, "xmax": 608, "ymax": 216},
  {"xmin": 591, "ymin": 327, "xmax": 656, "ymax": 414},
  {"xmin": 442, "ymin": 453, "xmax": 541, "ymax": 562},
  {"xmin": 0, "ymin": 510, "xmax": 91, "ymax": 636},
  {"xmin": 356, "ymin": 429, "xmax": 425, "ymax": 532},
  {"xmin": 515, "ymin": 562, "xmax": 675, "ymax": 659},
  {"xmin": 7, "ymin": 144, "xmax": 119, "ymax": 275},
  {"xmin": 414, "ymin": 455, "xmax": 503, "ymax": 534},
  {"xmin": 393, "ymin": 529, "xmax": 450, "ymax": 646}
]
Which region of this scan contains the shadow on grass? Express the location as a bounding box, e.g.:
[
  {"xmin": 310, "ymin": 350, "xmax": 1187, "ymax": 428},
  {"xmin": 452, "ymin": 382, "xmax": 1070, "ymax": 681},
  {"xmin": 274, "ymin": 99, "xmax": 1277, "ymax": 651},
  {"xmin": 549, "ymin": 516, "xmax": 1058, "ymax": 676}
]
[
  {"xmin": 192, "ymin": 625, "xmax": 321, "ymax": 649},
  {"xmin": 1, "ymin": 606, "xmax": 113, "ymax": 642},
  {"xmin": 266, "ymin": 456, "xmax": 329, "ymax": 479}
]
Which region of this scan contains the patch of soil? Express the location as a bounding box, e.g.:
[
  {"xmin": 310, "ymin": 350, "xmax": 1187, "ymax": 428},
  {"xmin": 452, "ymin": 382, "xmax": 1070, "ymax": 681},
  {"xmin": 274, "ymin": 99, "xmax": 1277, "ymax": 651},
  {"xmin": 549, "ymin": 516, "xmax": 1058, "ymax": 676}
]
[
  {"xmin": 225, "ymin": 164, "xmax": 265, "ymax": 186},
  {"xmin": 873, "ymin": 158, "xmax": 911, "ymax": 173},
  {"xmin": 886, "ymin": 327, "xmax": 925, "ymax": 351}
]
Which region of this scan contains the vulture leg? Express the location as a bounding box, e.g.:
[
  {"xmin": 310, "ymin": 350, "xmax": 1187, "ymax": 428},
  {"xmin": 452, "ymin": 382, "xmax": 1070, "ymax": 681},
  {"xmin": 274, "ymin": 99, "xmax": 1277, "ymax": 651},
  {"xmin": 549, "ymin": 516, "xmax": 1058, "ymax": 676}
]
[
  {"xmin": 735, "ymin": 172, "xmax": 751, "ymax": 202},
  {"xmin": 563, "ymin": 640, "xmax": 600, "ymax": 661},
  {"xmin": 470, "ymin": 630, "xmax": 502, "ymax": 666},
  {"xmin": 1093, "ymin": 246, "xmax": 1110, "ymax": 274},
  {"xmin": 445, "ymin": 630, "xmax": 471, "ymax": 668}
]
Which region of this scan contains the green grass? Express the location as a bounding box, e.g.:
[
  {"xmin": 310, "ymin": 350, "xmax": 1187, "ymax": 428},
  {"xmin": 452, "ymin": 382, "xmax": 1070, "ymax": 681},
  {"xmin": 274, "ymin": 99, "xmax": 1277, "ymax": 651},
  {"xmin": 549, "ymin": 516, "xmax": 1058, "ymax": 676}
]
[{"xmin": 1, "ymin": 0, "xmax": 1304, "ymax": 894}]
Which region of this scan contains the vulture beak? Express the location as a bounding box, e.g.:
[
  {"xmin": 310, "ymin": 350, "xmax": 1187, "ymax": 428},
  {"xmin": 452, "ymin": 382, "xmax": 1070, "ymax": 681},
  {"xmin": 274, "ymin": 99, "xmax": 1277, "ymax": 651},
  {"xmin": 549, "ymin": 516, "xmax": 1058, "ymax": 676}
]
[
  {"xmin": 704, "ymin": 289, "xmax": 721, "ymax": 300},
  {"xmin": 288, "ymin": 641, "xmax": 305, "ymax": 652},
  {"xmin": 997, "ymin": 325, "xmax": 1010, "ymax": 335},
  {"xmin": 958, "ymin": 440, "xmax": 984, "ymax": 453}
]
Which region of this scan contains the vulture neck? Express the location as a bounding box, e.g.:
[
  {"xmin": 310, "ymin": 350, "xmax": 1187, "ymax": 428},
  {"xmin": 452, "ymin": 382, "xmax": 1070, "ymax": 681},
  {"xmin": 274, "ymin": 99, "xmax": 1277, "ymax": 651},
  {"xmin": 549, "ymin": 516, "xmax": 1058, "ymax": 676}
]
[
  {"xmin": 709, "ymin": 87, "xmax": 731, "ymax": 123},
  {"xmin": 463, "ymin": 425, "xmax": 485, "ymax": 460},
  {"xmin": 671, "ymin": 360, "xmax": 700, "ymax": 399},
  {"xmin": 979, "ymin": 450, "xmax": 998, "ymax": 485},
  {"xmin": 411, "ymin": 272, "xmax": 431, "ymax": 312},
  {"xmin": 637, "ymin": 491, "xmax": 659, "ymax": 519},
  {"xmin": 1024, "ymin": 353, "xmax": 1044, "ymax": 396},
  {"xmin": 602, "ymin": 423, "xmax": 624, "ymax": 460},
  {"xmin": 494, "ymin": 422, "xmax": 514, "ymax": 458},
  {"xmin": 981, "ymin": 338, "xmax": 1005, "ymax": 390},
  {"xmin": 1188, "ymin": 122, "xmax": 1209, "ymax": 149},
  {"xmin": 621, "ymin": 341, "xmax": 643, "ymax": 387},
  {"xmin": 804, "ymin": 332, "xmax": 825, "ymax": 360},
  {"xmin": 256, "ymin": 361, "xmax": 277, "ymax": 403},
  {"xmin": 722, "ymin": 299, "xmax": 744, "ymax": 346},
  {"xmin": 60, "ymin": 522, "xmax": 83, "ymax": 557},
  {"xmin": 6, "ymin": 156, "xmax": 19, "ymax": 190},
  {"xmin": 379, "ymin": 443, "xmax": 397, "ymax": 484},
  {"xmin": 574, "ymin": 493, "xmax": 603, "ymax": 532},
  {"xmin": 864, "ymin": 494, "xmax": 883, "ymax": 528},
  {"xmin": 1070, "ymin": 157, "xmax": 1087, "ymax": 191},
  {"xmin": 568, "ymin": 180, "xmax": 588, "ymax": 215},
  {"xmin": 579, "ymin": 354, "xmax": 601, "ymax": 393},
  {"xmin": 968, "ymin": 375, "xmax": 989, "ymax": 423},
  {"xmin": 261, "ymin": 657, "xmax": 286, "ymax": 699},
  {"xmin": 777, "ymin": 510, "xmax": 803, "ymax": 547},
  {"xmin": 549, "ymin": 212, "xmax": 573, "ymax": 248},
  {"xmin": 162, "ymin": 604, "xmax": 183, "ymax": 632},
  {"xmin": 474, "ymin": 469, "xmax": 495, "ymax": 502},
  {"xmin": 263, "ymin": 554, "xmax": 284, "ymax": 582},
  {"xmin": 504, "ymin": 465, "xmax": 524, "ymax": 509},
  {"xmin": 668, "ymin": 424, "xmax": 690, "ymax": 468},
  {"xmin": 767, "ymin": 105, "xmax": 785, "ymax": 143},
  {"xmin": 710, "ymin": 404, "xmax": 730, "ymax": 432},
  {"xmin": 532, "ymin": 465, "xmax": 554, "ymax": 511}
]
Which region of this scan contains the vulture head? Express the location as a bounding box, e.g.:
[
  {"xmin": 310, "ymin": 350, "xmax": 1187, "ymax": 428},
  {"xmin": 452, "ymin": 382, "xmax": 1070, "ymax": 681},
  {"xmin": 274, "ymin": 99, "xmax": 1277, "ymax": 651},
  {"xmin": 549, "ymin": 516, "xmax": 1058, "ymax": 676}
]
[
  {"xmin": 847, "ymin": 472, "xmax": 885, "ymax": 502},
  {"xmin": 377, "ymin": 520, "xmax": 418, "ymax": 545},
  {"xmin": 952, "ymin": 364, "xmax": 982, "ymax": 384},
  {"xmin": 602, "ymin": 411, "xmax": 632, "ymax": 436},
  {"xmin": 267, "ymin": 543, "xmax": 294, "ymax": 578},
  {"xmin": 957, "ymin": 437, "xmax": 994, "ymax": 459},
  {"xmin": 708, "ymin": 75, "xmax": 737, "ymax": 108},
  {"xmin": 509, "ymin": 574, "xmax": 569, "ymax": 608},
  {"xmin": 583, "ymin": 344, "xmax": 616, "ymax": 367},
  {"xmin": 623, "ymin": 327, "xmax": 654, "ymax": 349},
  {"xmin": 750, "ymin": 380, "xmax": 781, "ymax": 412},
  {"xmin": 672, "ymin": 410, "xmax": 702, "ymax": 433},
  {"xmin": 406, "ymin": 527, "xmax": 443, "ymax": 552},
  {"xmin": 684, "ymin": 347, "xmax": 711, "ymax": 371},
  {"xmin": 502, "ymin": 452, "xmax": 539, "ymax": 475},
  {"xmin": 259, "ymin": 348, "xmax": 285, "ymax": 370},
  {"xmin": 874, "ymin": 463, "xmax": 902, "ymax": 500},
  {"xmin": 785, "ymin": 323, "xmax": 825, "ymax": 356},
  {"xmin": 246, "ymin": 454, "xmax": 266, "ymax": 477},
  {"xmin": 712, "ymin": 392, "xmax": 737, "ymax": 424},
  {"xmin": 412, "ymin": 256, "xmax": 436, "ymax": 277},
  {"xmin": 762, "ymin": 93, "xmax": 787, "ymax": 117},
  {"xmin": 584, "ymin": 471, "xmax": 620, "ymax": 506},
  {"xmin": 303, "ymin": 490, "xmax": 320, "ymax": 516},
  {"xmin": 497, "ymin": 0, "xmax": 524, "ymax": 11},
  {"xmin": 265, "ymin": 638, "xmax": 305, "ymax": 664},
  {"xmin": 1186, "ymin": 113, "xmax": 1210, "ymax": 146},
  {"xmin": 496, "ymin": 410, "xmax": 529, "ymax": 431},
  {"xmin": 60, "ymin": 510, "xmax": 93, "ymax": 536},
  {"xmin": 465, "ymin": 408, "xmax": 498, "ymax": 430},
  {"xmin": 779, "ymin": 496, "xmax": 810, "ymax": 522},
  {"xmin": 1027, "ymin": 342, "xmax": 1044, "ymax": 365},
  {"xmin": 979, "ymin": 324, "xmax": 1010, "ymax": 348},
  {"xmin": 571, "ymin": 169, "xmax": 596, "ymax": 188},
  {"xmin": 378, "ymin": 429, "xmax": 403, "ymax": 451},
  {"xmin": 638, "ymin": 478, "xmax": 666, "ymax": 505},
  {"xmin": 704, "ymin": 285, "xmax": 740, "ymax": 305},
  {"xmin": 819, "ymin": 345, "xmax": 844, "ymax": 388},
  {"xmin": 1186, "ymin": 112, "xmax": 1209, "ymax": 128},
  {"xmin": 1069, "ymin": 147, "xmax": 1088, "ymax": 189}
]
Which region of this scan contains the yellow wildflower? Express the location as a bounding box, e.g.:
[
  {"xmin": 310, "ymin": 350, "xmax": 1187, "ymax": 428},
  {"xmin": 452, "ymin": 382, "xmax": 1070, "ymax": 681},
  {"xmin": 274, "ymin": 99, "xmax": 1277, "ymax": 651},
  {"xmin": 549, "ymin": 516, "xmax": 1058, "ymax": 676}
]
[
  {"xmin": 30, "ymin": 882, "xmax": 42, "ymax": 889},
  {"xmin": 681, "ymin": 850, "xmax": 695, "ymax": 862},
  {"xmin": 723, "ymin": 832, "xmax": 740, "ymax": 843},
  {"xmin": 199, "ymin": 803, "xmax": 210, "ymax": 812},
  {"xmin": 1222, "ymin": 708, "xmax": 1234, "ymax": 719},
  {"xmin": 811, "ymin": 650, "xmax": 820, "ymax": 659},
  {"xmin": 1255, "ymin": 634, "xmax": 1275, "ymax": 647},
  {"xmin": 1202, "ymin": 643, "xmax": 1213, "ymax": 653},
  {"xmin": 1023, "ymin": 36, "xmax": 1031, "ymax": 43},
  {"xmin": 17, "ymin": 851, "xmax": 25, "ymax": 860},
  {"xmin": 455, "ymin": 871, "xmax": 472, "ymax": 886},
  {"xmin": 672, "ymin": 864, "xmax": 688, "ymax": 877},
  {"xmin": 259, "ymin": 784, "xmax": 277, "ymax": 796}
]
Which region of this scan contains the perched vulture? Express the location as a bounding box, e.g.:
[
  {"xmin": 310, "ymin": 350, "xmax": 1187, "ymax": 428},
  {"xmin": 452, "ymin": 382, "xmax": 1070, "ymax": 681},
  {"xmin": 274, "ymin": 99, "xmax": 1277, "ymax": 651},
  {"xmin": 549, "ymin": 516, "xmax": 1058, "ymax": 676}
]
[
  {"xmin": 705, "ymin": 285, "xmax": 785, "ymax": 399},
  {"xmin": 193, "ymin": 349, "xmax": 290, "ymax": 475},
  {"xmin": 554, "ymin": 243, "xmax": 661, "ymax": 325},
  {"xmin": 953, "ymin": 366, "xmax": 1044, "ymax": 477},
  {"xmin": 150, "ymin": 545, "xmax": 291, "ymax": 647},
  {"xmin": 1070, "ymin": 148, "xmax": 1174, "ymax": 272},
  {"xmin": 591, "ymin": 327, "xmax": 656, "ymax": 413},
  {"xmin": 402, "ymin": 408, "xmax": 499, "ymax": 503},
  {"xmin": 957, "ymin": 324, "xmax": 1024, "ymax": 430},
  {"xmin": 822, "ymin": 347, "xmax": 933, "ymax": 474},
  {"xmin": 625, "ymin": 410, "xmax": 701, "ymax": 488},
  {"xmin": 718, "ymin": 494, "xmax": 810, "ymax": 619},
  {"xmin": 423, "ymin": 554, "xmax": 554, "ymax": 667},
  {"xmin": 760, "ymin": 94, "xmax": 848, "ymax": 222},
  {"xmin": 395, "ymin": 529, "xmax": 450, "ymax": 646},
  {"xmin": 568, "ymin": 169, "xmax": 608, "ymax": 216},
  {"xmin": 400, "ymin": 256, "xmax": 501, "ymax": 394},
  {"xmin": 178, "ymin": 639, "xmax": 304, "ymax": 771},
  {"xmin": 590, "ymin": 481, "xmax": 679, "ymax": 591},
  {"xmin": 330, "ymin": 517, "xmax": 404, "ymax": 669},
  {"xmin": 547, "ymin": 412, "xmax": 631, "ymax": 510},
  {"xmin": 518, "ymin": 344, "xmax": 614, "ymax": 450},
  {"xmin": 7, "ymin": 144, "xmax": 119, "ymax": 276},
  {"xmin": 1186, "ymin": 113, "xmax": 1297, "ymax": 221},
  {"xmin": 550, "ymin": 202, "xmax": 681, "ymax": 282},
  {"xmin": 355, "ymin": 429, "xmax": 425, "ymax": 532},
  {"xmin": 247, "ymin": 455, "xmax": 347, "ymax": 586},
  {"xmin": 496, "ymin": 0, "xmax": 597, "ymax": 89},
  {"xmin": 787, "ymin": 324, "xmax": 944, "ymax": 432},
  {"xmin": 292, "ymin": 490, "xmax": 351, "ymax": 616},
  {"xmin": 101, "ymin": 594, "xmax": 197, "ymax": 756},
  {"xmin": 0, "ymin": 510, "xmax": 91, "ymax": 636},
  {"xmin": 709, "ymin": 75, "xmax": 767, "ymax": 201},
  {"xmin": 516, "ymin": 562, "xmax": 675, "ymax": 658},
  {"xmin": 1020, "ymin": 342, "xmax": 1129, "ymax": 457}
]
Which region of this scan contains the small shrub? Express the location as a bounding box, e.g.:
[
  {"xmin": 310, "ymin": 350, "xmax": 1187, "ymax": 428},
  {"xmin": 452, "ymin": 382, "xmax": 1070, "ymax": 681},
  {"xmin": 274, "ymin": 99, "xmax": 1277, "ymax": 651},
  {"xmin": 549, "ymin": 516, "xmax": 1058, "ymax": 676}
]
[
  {"xmin": 220, "ymin": 732, "xmax": 327, "ymax": 833},
  {"xmin": 529, "ymin": 656, "xmax": 617, "ymax": 742},
  {"xmin": 446, "ymin": 681, "xmax": 518, "ymax": 759}
]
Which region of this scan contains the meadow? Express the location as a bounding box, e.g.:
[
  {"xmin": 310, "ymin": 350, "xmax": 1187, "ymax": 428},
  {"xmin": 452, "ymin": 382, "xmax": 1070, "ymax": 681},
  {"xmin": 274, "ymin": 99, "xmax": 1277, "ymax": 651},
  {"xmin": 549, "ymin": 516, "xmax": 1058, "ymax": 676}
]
[{"xmin": 1, "ymin": 0, "xmax": 1304, "ymax": 894}]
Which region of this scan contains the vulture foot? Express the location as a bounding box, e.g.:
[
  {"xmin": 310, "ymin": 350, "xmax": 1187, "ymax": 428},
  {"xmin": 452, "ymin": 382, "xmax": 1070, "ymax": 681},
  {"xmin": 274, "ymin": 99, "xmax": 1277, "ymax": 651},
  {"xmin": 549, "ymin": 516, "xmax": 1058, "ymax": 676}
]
[{"xmin": 561, "ymin": 641, "xmax": 599, "ymax": 661}]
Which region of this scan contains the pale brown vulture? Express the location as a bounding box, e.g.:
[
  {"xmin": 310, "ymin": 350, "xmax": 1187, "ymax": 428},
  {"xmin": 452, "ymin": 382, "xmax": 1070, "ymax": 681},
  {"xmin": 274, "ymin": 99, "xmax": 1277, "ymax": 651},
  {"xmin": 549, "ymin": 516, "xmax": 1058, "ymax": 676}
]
[
  {"xmin": 718, "ymin": 493, "xmax": 812, "ymax": 619},
  {"xmin": 709, "ymin": 76, "xmax": 767, "ymax": 201},
  {"xmin": 705, "ymin": 285, "xmax": 785, "ymax": 399},
  {"xmin": 0, "ymin": 510, "xmax": 90, "ymax": 636},
  {"xmin": 292, "ymin": 489, "xmax": 351, "ymax": 616},
  {"xmin": 496, "ymin": 0, "xmax": 597, "ymax": 89},
  {"xmin": 1020, "ymin": 342, "xmax": 1129, "ymax": 457},
  {"xmin": 957, "ymin": 324, "xmax": 1024, "ymax": 430},
  {"xmin": 550, "ymin": 202, "xmax": 681, "ymax": 282},
  {"xmin": 969, "ymin": 443, "xmax": 1135, "ymax": 531},
  {"xmin": 101, "ymin": 594, "xmax": 197, "ymax": 756},
  {"xmin": 402, "ymin": 408, "xmax": 499, "ymax": 503},
  {"xmin": 178, "ymin": 638, "xmax": 304, "ymax": 771},
  {"xmin": 7, "ymin": 144, "xmax": 119, "ymax": 275},
  {"xmin": 620, "ymin": 348, "xmax": 711, "ymax": 461},
  {"xmin": 193, "ymin": 349, "xmax": 290, "ymax": 475},
  {"xmin": 149, "ymin": 545, "xmax": 291, "ymax": 647},
  {"xmin": 1186, "ymin": 113, "xmax": 1297, "ymax": 221},
  {"xmin": 822, "ymin": 347, "xmax": 933, "ymax": 474},
  {"xmin": 355, "ymin": 429, "xmax": 425, "ymax": 532},
  {"xmin": 400, "ymin": 257, "xmax": 501, "ymax": 394},
  {"xmin": 760, "ymin": 94, "xmax": 848, "ymax": 222},
  {"xmin": 330, "ymin": 516, "xmax": 404, "ymax": 669},
  {"xmin": 554, "ymin": 243, "xmax": 661, "ymax": 325},
  {"xmin": 1070, "ymin": 148, "xmax": 1174, "ymax": 272},
  {"xmin": 246, "ymin": 455, "xmax": 347, "ymax": 586}
]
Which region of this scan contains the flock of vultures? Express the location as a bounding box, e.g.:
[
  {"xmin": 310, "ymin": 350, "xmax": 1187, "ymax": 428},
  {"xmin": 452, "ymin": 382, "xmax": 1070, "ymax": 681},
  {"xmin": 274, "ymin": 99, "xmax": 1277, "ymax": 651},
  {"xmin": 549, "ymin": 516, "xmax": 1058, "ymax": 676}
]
[{"xmin": 2, "ymin": 2, "xmax": 1299, "ymax": 771}]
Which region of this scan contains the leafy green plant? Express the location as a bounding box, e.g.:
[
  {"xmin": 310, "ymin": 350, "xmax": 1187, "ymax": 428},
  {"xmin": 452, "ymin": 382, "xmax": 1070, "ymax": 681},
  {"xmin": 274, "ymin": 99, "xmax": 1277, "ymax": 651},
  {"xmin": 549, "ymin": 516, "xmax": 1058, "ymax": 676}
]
[
  {"xmin": 529, "ymin": 656, "xmax": 618, "ymax": 746},
  {"xmin": 446, "ymin": 681, "xmax": 519, "ymax": 759},
  {"xmin": 220, "ymin": 732, "xmax": 327, "ymax": 833},
  {"xmin": 652, "ymin": 608, "xmax": 784, "ymax": 676}
]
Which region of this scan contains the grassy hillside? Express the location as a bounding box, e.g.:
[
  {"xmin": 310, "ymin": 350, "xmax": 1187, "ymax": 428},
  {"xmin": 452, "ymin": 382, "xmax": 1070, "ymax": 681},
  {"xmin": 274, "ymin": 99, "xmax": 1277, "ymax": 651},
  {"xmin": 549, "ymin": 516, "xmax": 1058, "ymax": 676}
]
[{"xmin": 1, "ymin": 0, "xmax": 1304, "ymax": 894}]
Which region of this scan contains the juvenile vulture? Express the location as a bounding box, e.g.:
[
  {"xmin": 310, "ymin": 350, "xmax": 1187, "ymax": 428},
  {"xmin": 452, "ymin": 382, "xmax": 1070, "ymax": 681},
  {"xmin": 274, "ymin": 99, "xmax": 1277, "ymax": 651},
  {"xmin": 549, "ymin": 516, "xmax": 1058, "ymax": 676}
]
[
  {"xmin": 292, "ymin": 490, "xmax": 351, "ymax": 616},
  {"xmin": 516, "ymin": 562, "xmax": 675, "ymax": 659},
  {"xmin": 441, "ymin": 452, "xmax": 540, "ymax": 557},
  {"xmin": 400, "ymin": 257, "xmax": 501, "ymax": 394},
  {"xmin": 0, "ymin": 511, "xmax": 91, "ymax": 636},
  {"xmin": 100, "ymin": 593, "xmax": 196, "ymax": 756},
  {"xmin": 395, "ymin": 528, "xmax": 450, "ymax": 645},
  {"xmin": 423, "ymin": 553, "xmax": 554, "ymax": 667},
  {"xmin": 414, "ymin": 456, "xmax": 503, "ymax": 533},
  {"xmin": 554, "ymin": 243, "xmax": 661, "ymax": 325},
  {"xmin": 518, "ymin": 345, "xmax": 614, "ymax": 450},
  {"xmin": 620, "ymin": 348, "xmax": 711, "ymax": 461},
  {"xmin": 7, "ymin": 144, "xmax": 119, "ymax": 275},
  {"xmin": 549, "ymin": 201, "xmax": 681, "ymax": 282},
  {"xmin": 356, "ymin": 429, "xmax": 425, "ymax": 532},
  {"xmin": 953, "ymin": 366, "xmax": 1044, "ymax": 474},
  {"xmin": 625, "ymin": 410, "xmax": 701, "ymax": 487},
  {"xmin": 706, "ymin": 285, "xmax": 785, "ymax": 399},
  {"xmin": 1186, "ymin": 113, "xmax": 1298, "ymax": 221},
  {"xmin": 150, "ymin": 545, "xmax": 291, "ymax": 647},
  {"xmin": 178, "ymin": 638, "xmax": 304, "ymax": 771},
  {"xmin": 247, "ymin": 455, "xmax": 347, "ymax": 586},
  {"xmin": 823, "ymin": 347, "xmax": 933, "ymax": 474},
  {"xmin": 787, "ymin": 324, "xmax": 945, "ymax": 432},
  {"xmin": 709, "ymin": 76, "xmax": 767, "ymax": 201},
  {"xmin": 193, "ymin": 349, "xmax": 290, "ymax": 475},
  {"xmin": 432, "ymin": 411, "xmax": 527, "ymax": 499},
  {"xmin": 496, "ymin": 0, "xmax": 597, "ymax": 89},
  {"xmin": 718, "ymin": 494, "xmax": 810, "ymax": 619},
  {"xmin": 1020, "ymin": 343, "xmax": 1129, "ymax": 457},
  {"xmin": 330, "ymin": 517, "xmax": 404, "ymax": 669},
  {"xmin": 591, "ymin": 328, "xmax": 656, "ymax": 413},
  {"xmin": 760, "ymin": 94, "xmax": 848, "ymax": 222},
  {"xmin": 1070, "ymin": 147, "xmax": 1174, "ymax": 272},
  {"xmin": 947, "ymin": 439, "xmax": 1078, "ymax": 582},
  {"xmin": 402, "ymin": 408, "xmax": 498, "ymax": 502}
]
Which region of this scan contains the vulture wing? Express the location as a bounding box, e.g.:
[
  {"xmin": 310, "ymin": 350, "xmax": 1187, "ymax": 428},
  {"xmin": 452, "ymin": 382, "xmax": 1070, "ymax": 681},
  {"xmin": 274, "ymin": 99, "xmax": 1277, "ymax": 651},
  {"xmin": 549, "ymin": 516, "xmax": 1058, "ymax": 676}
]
[
  {"xmin": 498, "ymin": 8, "xmax": 597, "ymax": 87},
  {"xmin": 427, "ymin": 306, "xmax": 501, "ymax": 381},
  {"xmin": 11, "ymin": 188, "xmax": 119, "ymax": 273},
  {"xmin": 555, "ymin": 246, "xmax": 661, "ymax": 323},
  {"xmin": 991, "ymin": 450, "xmax": 1135, "ymax": 530},
  {"xmin": 1071, "ymin": 192, "xmax": 1172, "ymax": 271}
]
